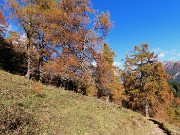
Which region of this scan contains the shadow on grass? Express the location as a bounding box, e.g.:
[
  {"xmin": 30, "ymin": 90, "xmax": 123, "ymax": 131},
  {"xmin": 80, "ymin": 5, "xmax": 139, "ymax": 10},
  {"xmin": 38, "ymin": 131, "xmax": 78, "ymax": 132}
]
[
  {"xmin": 36, "ymin": 93, "xmax": 46, "ymax": 98},
  {"xmin": 148, "ymin": 118, "xmax": 171, "ymax": 135}
]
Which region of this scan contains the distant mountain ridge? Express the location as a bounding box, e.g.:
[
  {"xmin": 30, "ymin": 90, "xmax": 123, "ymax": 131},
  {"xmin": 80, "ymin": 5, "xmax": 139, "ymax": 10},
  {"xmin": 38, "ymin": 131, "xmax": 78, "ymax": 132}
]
[{"xmin": 162, "ymin": 60, "xmax": 180, "ymax": 83}]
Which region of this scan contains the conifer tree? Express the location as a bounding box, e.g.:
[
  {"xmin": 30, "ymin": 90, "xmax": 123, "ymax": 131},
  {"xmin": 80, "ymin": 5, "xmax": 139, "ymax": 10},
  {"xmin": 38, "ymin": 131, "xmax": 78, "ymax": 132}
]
[
  {"xmin": 9, "ymin": 0, "xmax": 39, "ymax": 78},
  {"xmin": 40, "ymin": 0, "xmax": 112, "ymax": 94},
  {"xmin": 123, "ymin": 44, "xmax": 173, "ymax": 117},
  {"xmin": 96, "ymin": 43, "xmax": 124, "ymax": 103}
]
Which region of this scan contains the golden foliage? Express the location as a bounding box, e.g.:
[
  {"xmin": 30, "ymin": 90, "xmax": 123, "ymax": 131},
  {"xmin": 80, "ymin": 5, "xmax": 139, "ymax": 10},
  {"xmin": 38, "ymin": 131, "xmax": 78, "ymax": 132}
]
[{"xmin": 123, "ymin": 44, "xmax": 173, "ymax": 117}]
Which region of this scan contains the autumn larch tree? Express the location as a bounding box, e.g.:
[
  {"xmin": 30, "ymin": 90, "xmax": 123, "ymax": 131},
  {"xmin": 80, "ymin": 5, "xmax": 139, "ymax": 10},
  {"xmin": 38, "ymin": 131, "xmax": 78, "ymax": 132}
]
[
  {"xmin": 123, "ymin": 44, "xmax": 173, "ymax": 117},
  {"xmin": 9, "ymin": 0, "xmax": 112, "ymax": 83},
  {"xmin": 9, "ymin": 0, "xmax": 56, "ymax": 80},
  {"xmin": 9, "ymin": 0, "xmax": 39, "ymax": 79},
  {"xmin": 41, "ymin": 0, "xmax": 113, "ymax": 95},
  {"xmin": 8, "ymin": 0, "xmax": 113, "ymax": 96},
  {"xmin": 96, "ymin": 43, "xmax": 124, "ymax": 103}
]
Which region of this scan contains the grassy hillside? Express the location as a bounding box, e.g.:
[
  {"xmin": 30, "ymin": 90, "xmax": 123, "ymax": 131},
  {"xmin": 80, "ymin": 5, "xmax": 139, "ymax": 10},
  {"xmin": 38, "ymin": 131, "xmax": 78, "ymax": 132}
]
[{"xmin": 0, "ymin": 70, "xmax": 179, "ymax": 135}]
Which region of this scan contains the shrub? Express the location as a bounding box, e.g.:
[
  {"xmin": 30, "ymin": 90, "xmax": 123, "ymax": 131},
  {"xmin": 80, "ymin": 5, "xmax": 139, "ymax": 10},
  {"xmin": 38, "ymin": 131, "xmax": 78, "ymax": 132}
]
[{"xmin": 32, "ymin": 82, "xmax": 42, "ymax": 96}]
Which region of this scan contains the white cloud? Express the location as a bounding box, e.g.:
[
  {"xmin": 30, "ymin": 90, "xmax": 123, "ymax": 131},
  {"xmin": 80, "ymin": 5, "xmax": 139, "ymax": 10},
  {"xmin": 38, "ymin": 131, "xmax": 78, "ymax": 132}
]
[
  {"xmin": 152, "ymin": 47, "xmax": 161, "ymax": 53},
  {"xmin": 113, "ymin": 62, "xmax": 121, "ymax": 67},
  {"xmin": 152, "ymin": 47, "xmax": 180, "ymax": 61},
  {"xmin": 158, "ymin": 53, "xmax": 165, "ymax": 59},
  {"xmin": 91, "ymin": 61, "xmax": 96, "ymax": 67},
  {"xmin": 171, "ymin": 49, "xmax": 176, "ymax": 52},
  {"xmin": 168, "ymin": 49, "xmax": 177, "ymax": 56},
  {"xmin": 169, "ymin": 57, "xmax": 176, "ymax": 61},
  {"xmin": 20, "ymin": 33, "xmax": 27, "ymax": 42}
]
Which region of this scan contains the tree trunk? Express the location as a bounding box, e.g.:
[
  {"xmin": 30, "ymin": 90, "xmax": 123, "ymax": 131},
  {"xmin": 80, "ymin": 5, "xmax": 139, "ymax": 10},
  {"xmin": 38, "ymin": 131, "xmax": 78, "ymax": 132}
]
[
  {"xmin": 39, "ymin": 63, "xmax": 42, "ymax": 82},
  {"xmin": 38, "ymin": 56, "xmax": 42, "ymax": 82},
  {"xmin": 106, "ymin": 95, "xmax": 110, "ymax": 104},
  {"xmin": 145, "ymin": 98, "xmax": 149, "ymax": 117},
  {"xmin": 25, "ymin": 45, "xmax": 31, "ymax": 79}
]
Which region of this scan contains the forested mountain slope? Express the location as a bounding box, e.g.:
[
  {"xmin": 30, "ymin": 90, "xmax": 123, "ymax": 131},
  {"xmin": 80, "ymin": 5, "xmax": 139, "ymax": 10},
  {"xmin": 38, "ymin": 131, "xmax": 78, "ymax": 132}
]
[{"xmin": 0, "ymin": 70, "xmax": 179, "ymax": 135}]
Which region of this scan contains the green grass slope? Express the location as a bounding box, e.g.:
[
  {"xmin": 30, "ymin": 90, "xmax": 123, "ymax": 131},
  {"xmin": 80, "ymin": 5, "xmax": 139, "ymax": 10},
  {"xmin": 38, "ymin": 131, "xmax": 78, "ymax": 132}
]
[{"xmin": 0, "ymin": 70, "xmax": 179, "ymax": 135}]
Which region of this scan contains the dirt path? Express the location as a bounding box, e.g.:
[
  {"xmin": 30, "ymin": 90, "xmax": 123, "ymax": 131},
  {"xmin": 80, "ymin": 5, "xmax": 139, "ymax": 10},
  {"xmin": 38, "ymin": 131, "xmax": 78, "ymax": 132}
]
[{"xmin": 147, "ymin": 119, "xmax": 171, "ymax": 135}]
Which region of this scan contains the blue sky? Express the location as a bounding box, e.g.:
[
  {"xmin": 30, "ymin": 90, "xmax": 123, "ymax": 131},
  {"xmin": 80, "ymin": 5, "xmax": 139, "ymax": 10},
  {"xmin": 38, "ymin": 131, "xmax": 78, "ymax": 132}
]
[
  {"xmin": 92, "ymin": 0, "xmax": 180, "ymax": 67},
  {"xmin": 1, "ymin": 0, "xmax": 180, "ymax": 67}
]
